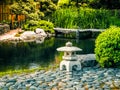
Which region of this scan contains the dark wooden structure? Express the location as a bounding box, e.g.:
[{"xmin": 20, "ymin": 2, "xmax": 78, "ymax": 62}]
[
  {"xmin": 0, "ymin": 4, "xmax": 10, "ymax": 22},
  {"xmin": 0, "ymin": 2, "xmax": 25, "ymax": 29}
]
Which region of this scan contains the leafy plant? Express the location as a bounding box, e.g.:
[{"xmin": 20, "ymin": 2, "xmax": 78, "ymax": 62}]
[
  {"xmin": 57, "ymin": 0, "xmax": 70, "ymax": 7},
  {"xmin": 95, "ymin": 26, "xmax": 120, "ymax": 67},
  {"xmin": 22, "ymin": 20, "xmax": 38, "ymax": 30},
  {"xmin": 22, "ymin": 20, "xmax": 54, "ymax": 33},
  {"xmin": 38, "ymin": 20, "xmax": 54, "ymax": 33},
  {"xmin": 10, "ymin": 0, "xmax": 44, "ymax": 28},
  {"xmin": 39, "ymin": 0, "xmax": 57, "ymax": 16}
]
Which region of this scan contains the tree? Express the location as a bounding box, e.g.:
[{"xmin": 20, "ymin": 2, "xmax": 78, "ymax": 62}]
[
  {"xmin": 39, "ymin": 0, "xmax": 57, "ymax": 16},
  {"xmin": 10, "ymin": 0, "xmax": 44, "ymax": 20},
  {"xmin": 10, "ymin": 0, "xmax": 44, "ymax": 28}
]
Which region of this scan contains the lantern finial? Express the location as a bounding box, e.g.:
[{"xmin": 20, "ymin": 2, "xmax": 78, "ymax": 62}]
[{"xmin": 66, "ymin": 42, "xmax": 72, "ymax": 47}]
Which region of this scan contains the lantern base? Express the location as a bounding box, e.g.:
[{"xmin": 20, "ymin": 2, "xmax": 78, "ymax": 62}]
[{"xmin": 60, "ymin": 60, "xmax": 81, "ymax": 72}]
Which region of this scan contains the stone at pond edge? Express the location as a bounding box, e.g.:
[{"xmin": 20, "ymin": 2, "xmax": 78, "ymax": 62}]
[{"xmin": 78, "ymin": 54, "xmax": 97, "ymax": 67}]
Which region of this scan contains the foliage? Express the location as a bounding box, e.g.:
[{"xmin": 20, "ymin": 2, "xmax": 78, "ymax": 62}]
[
  {"xmin": 39, "ymin": 0, "xmax": 57, "ymax": 16},
  {"xmin": 10, "ymin": 0, "xmax": 36, "ymax": 14},
  {"xmin": 51, "ymin": 7, "xmax": 78, "ymax": 29},
  {"xmin": 22, "ymin": 20, "xmax": 54, "ymax": 33},
  {"xmin": 38, "ymin": 20, "xmax": 54, "ymax": 33},
  {"xmin": 8, "ymin": 0, "xmax": 120, "ymax": 30},
  {"xmin": 70, "ymin": 0, "xmax": 120, "ymax": 9},
  {"xmin": 57, "ymin": 0, "xmax": 70, "ymax": 7},
  {"xmin": 27, "ymin": 13, "xmax": 39, "ymax": 20},
  {"xmin": 56, "ymin": 0, "xmax": 120, "ymax": 9},
  {"xmin": 10, "ymin": 0, "xmax": 44, "ymax": 23},
  {"xmin": 10, "ymin": 0, "xmax": 56, "ymax": 30},
  {"xmin": 89, "ymin": 0, "xmax": 120, "ymax": 9},
  {"xmin": 52, "ymin": 0, "xmax": 58, "ymax": 4},
  {"xmin": 76, "ymin": 8, "xmax": 110, "ymax": 29},
  {"xmin": 51, "ymin": 7, "xmax": 113, "ymax": 29},
  {"xmin": 10, "ymin": 2, "xmax": 22, "ymax": 14},
  {"xmin": 95, "ymin": 26, "xmax": 120, "ymax": 67},
  {"xmin": 22, "ymin": 20, "xmax": 38, "ymax": 30}
]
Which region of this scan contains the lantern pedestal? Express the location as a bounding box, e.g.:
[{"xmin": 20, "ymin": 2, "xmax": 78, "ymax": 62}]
[{"xmin": 60, "ymin": 60, "xmax": 81, "ymax": 72}]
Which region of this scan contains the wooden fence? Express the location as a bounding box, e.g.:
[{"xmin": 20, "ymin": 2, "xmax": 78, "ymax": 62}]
[
  {"xmin": 0, "ymin": 5, "xmax": 10, "ymax": 22},
  {"xmin": 0, "ymin": 4, "xmax": 25, "ymax": 29}
]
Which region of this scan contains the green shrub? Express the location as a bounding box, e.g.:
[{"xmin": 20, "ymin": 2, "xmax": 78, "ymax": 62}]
[
  {"xmin": 39, "ymin": 0, "xmax": 57, "ymax": 16},
  {"xmin": 27, "ymin": 13, "xmax": 39, "ymax": 20},
  {"xmin": 22, "ymin": 20, "xmax": 38, "ymax": 30},
  {"xmin": 95, "ymin": 26, "xmax": 120, "ymax": 67},
  {"xmin": 22, "ymin": 20, "xmax": 54, "ymax": 33},
  {"xmin": 38, "ymin": 20, "xmax": 54, "ymax": 33}
]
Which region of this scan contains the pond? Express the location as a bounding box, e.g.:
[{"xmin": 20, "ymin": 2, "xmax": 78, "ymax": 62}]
[{"xmin": 0, "ymin": 37, "xmax": 95, "ymax": 72}]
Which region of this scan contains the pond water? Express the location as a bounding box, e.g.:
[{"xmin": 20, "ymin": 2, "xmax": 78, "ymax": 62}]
[{"xmin": 0, "ymin": 37, "xmax": 95, "ymax": 72}]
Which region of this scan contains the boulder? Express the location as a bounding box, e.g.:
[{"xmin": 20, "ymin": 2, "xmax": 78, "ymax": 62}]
[
  {"xmin": 35, "ymin": 28, "xmax": 47, "ymax": 37},
  {"xmin": 16, "ymin": 29, "xmax": 47, "ymax": 42},
  {"xmin": 77, "ymin": 54, "xmax": 98, "ymax": 67},
  {"xmin": 20, "ymin": 31, "xmax": 36, "ymax": 41}
]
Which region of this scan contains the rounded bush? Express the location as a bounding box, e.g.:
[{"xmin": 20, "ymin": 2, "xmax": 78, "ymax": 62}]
[
  {"xmin": 38, "ymin": 20, "xmax": 54, "ymax": 33},
  {"xmin": 22, "ymin": 20, "xmax": 54, "ymax": 33},
  {"xmin": 95, "ymin": 26, "xmax": 120, "ymax": 67}
]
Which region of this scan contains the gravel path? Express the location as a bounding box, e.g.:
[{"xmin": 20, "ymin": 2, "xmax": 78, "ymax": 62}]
[{"xmin": 0, "ymin": 67, "xmax": 120, "ymax": 90}]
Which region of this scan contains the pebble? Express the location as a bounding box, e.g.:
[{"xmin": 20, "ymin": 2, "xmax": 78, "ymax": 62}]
[{"xmin": 0, "ymin": 67, "xmax": 120, "ymax": 89}]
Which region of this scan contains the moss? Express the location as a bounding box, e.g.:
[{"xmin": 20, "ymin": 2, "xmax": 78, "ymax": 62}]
[{"xmin": 15, "ymin": 33, "xmax": 21, "ymax": 37}]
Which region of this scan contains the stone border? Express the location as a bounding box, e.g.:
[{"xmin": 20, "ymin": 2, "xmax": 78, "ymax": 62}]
[{"xmin": 54, "ymin": 28, "xmax": 104, "ymax": 39}]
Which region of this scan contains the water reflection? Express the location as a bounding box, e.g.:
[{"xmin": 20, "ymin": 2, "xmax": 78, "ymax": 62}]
[
  {"xmin": 36, "ymin": 37, "xmax": 45, "ymax": 44},
  {"xmin": 0, "ymin": 37, "xmax": 95, "ymax": 72}
]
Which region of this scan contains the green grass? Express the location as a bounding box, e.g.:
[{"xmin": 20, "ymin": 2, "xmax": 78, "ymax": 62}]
[
  {"xmin": 51, "ymin": 7, "xmax": 120, "ymax": 29},
  {"xmin": 0, "ymin": 64, "xmax": 59, "ymax": 77},
  {"xmin": 51, "ymin": 7, "xmax": 78, "ymax": 29}
]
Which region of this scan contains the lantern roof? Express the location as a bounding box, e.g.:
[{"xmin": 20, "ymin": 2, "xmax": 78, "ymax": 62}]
[{"xmin": 57, "ymin": 42, "xmax": 82, "ymax": 52}]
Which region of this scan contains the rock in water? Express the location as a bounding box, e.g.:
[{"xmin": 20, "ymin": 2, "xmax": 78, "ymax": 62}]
[
  {"xmin": 20, "ymin": 31, "xmax": 36, "ymax": 41},
  {"xmin": 35, "ymin": 28, "xmax": 47, "ymax": 37}
]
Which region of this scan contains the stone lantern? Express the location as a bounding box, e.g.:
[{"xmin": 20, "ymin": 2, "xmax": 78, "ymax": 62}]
[{"xmin": 57, "ymin": 42, "xmax": 82, "ymax": 72}]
